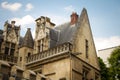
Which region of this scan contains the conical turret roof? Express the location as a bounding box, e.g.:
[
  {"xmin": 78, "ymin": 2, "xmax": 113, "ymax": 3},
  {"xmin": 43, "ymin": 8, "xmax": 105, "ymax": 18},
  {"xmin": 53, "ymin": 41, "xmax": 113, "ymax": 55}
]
[{"xmin": 22, "ymin": 28, "xmax": 34, "ymax": 48}]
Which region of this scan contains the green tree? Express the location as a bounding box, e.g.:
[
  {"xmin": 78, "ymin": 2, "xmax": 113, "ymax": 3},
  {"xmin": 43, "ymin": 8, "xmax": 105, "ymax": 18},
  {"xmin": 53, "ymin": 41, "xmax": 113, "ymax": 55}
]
[
  {"xmin": 98, "ymin": 57, "xmax": 109, "ymax": 80},
  {"xmin": 108, "ymin": 46, "xmax": 120, "ymax": 80}
]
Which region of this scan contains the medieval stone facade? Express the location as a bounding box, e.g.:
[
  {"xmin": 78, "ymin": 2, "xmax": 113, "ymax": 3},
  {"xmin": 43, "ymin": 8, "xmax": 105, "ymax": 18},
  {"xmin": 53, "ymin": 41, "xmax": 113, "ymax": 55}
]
[{"xmin": 0, "ymin": 8, "xmax": 101, "ymax": 80}]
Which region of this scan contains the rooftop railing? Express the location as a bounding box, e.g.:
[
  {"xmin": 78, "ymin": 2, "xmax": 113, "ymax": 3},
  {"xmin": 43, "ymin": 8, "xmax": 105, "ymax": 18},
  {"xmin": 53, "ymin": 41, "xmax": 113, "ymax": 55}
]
[{"xmin": 26, "ymin": 42, "xmax": 72, "ymax": 63}]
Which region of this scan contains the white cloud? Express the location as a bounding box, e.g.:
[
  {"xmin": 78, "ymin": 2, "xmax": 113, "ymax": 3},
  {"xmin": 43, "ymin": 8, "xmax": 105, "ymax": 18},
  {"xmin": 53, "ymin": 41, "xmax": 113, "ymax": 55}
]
[
  {"xmin": 11, "ymin": 15, "xmax": 35, "ymax": 31},
  {"xmin": 11, "ymin": 15, "xmax": 35, "ymax": 26},
  {"xmin": 64, "ymin": 5, "xmax": 75, "ymax": 13},
  {"xmin": 1, "ymin": 1, "xmax": 22, "ymax": 11},
  {"xmin": 45, "ymin": 14, "xmax": 69, "ymax": 26},
  {"xmin": 94, "ymin": 36, "xmax": 120, "ymax": 50},
  {"xmin": 11, "ymin": 15, "xmax": 35, "ymax": 36},
  {"xmin": 32, "ymin": 29, "xmax": 35, "ymax": 38},
  {"xmin": 25, "ymin": 3, "xmax": 33, "ymax": 11}
]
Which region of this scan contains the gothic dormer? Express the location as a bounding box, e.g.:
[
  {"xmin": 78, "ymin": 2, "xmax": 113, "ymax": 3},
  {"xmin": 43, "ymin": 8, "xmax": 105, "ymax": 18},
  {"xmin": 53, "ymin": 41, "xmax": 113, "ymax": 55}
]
[
  {"xmin": 35, "ymin": 16, "xmax": 55, "ymax": 41},
  {"xmin": 3, "ymin": 21, "xmax": 20, "ymax": 44},
  {"xmin": 34, "ymin": 16, "xmax": 55, "ymax": 53},
  {"xmin": 2, "ymin": 21, "xmax": 20, "ymax": 56}
]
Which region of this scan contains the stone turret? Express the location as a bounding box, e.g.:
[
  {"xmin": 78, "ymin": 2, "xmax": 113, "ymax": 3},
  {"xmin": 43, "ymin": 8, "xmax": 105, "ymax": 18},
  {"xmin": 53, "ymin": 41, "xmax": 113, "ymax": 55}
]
[{"xmin": 18, "ymin": 28, "xmax": 34, "ymax": 69}]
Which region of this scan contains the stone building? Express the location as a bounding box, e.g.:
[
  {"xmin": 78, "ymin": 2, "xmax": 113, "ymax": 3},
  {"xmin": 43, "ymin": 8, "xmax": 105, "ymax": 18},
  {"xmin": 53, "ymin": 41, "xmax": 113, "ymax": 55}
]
[{"xmin": 0, "ymin": 8, "xmax": 101, "ymax": 80}]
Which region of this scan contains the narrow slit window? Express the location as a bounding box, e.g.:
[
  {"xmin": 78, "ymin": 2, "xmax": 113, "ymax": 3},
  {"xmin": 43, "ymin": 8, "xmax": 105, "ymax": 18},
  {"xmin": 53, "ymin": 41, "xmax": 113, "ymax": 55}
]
[{"xmin": 85, "ymin": 39, "xmax": 88, "ymax": 58}]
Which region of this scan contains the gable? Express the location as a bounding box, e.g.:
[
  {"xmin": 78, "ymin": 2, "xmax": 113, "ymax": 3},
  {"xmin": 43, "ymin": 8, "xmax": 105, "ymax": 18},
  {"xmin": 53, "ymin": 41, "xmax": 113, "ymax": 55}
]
[{"xmin": 73, "ymin": 8, "xmax": 100, "ymax": 70}]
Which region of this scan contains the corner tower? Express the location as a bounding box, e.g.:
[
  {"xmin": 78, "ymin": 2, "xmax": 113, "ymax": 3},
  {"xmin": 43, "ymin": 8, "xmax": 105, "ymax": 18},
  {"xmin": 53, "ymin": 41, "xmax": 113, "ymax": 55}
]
[{"xmin": 18, "ymin": 28, "xmax": 34, "ymax": 69}]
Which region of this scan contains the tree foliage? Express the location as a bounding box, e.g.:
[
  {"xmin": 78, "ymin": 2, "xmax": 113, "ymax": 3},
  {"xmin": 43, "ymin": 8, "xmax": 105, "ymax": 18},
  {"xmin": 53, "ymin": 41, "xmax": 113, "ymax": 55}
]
[
  {"xmin": 108, "ymin": 46, "xmax": 120, "ymax": 79},
  {"xmin": 98, "ymin": 57, "xmax": 109, "ymax": 80}
]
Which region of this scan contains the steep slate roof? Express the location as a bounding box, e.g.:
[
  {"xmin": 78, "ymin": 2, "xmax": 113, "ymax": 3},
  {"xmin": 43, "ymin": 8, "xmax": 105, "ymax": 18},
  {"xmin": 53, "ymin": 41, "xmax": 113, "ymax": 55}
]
[
  {"xmin": 50, "ymin": 22, "xmax": 78, "ymax": 48},
  {"xmin": 49, "ymin": 8, "xmax": 87, "ymax": 48},
  {"xmin": 22, "ymin": 28, "xmax": 34, "ymax": 48}
]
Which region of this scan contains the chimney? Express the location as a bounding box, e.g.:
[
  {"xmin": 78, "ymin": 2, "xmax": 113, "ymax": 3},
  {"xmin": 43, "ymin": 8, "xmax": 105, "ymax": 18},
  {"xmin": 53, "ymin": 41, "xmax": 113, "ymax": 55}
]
[
  {"xmin": 70, "ymin": 12, "xmax": 78, "ymax": 25},
  {"xmin": 46, "ymin": 17, "xmax": 50, "ymax": 22},
  {"xmin": 27, "ymin": 28, "xmax": 31, "ymax": 31},
  {"xmin": 11, "ymin": 21, "xmax": 16, "ymax": 27}
]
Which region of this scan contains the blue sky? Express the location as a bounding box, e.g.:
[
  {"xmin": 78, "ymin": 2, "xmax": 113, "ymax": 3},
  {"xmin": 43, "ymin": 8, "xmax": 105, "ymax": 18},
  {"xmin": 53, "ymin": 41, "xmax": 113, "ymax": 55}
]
[{"xmin": 0, "ymin": 0, "xmax": 120, "ymax": 50}]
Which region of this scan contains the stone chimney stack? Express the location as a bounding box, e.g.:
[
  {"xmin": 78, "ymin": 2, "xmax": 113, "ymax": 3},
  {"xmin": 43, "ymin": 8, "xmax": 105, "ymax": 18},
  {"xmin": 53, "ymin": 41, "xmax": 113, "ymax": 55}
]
[
  {"xmin": 11, "ymin": 21, "xmax": 16, "ymax": 27},
  {"xmin": 70, "ymin": 12, "xmax": 78, "ymax": 25}
]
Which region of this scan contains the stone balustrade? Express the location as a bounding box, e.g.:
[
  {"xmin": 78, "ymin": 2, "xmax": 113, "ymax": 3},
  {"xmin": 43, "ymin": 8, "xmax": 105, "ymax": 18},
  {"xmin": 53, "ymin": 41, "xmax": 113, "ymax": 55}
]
[
  {"xmin": 0, "ymin": 54, "xmax": 18, "ymax": 64},
  {"xmin": 27, "ymin": 42, "xmax": 72, "ymax": 63}
]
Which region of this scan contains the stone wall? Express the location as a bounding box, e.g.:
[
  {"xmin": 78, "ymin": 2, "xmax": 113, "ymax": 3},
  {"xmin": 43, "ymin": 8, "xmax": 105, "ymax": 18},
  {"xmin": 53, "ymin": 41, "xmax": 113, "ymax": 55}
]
[
  {"xmin": 71, "ymin": 54, "xmax": 100, "ymax": 80},
  {"xmin": 73, "ymin": 10, "xmax": 100, "ymax": 70},
  {"xmin": 42, "ymin": 58, "xmax": 71, "ymax": 80}
]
